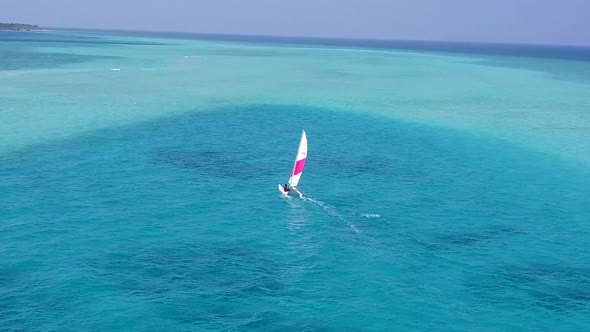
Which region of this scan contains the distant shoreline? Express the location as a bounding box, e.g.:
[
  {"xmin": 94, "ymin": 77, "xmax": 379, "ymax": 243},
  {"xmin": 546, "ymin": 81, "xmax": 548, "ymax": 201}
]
[
  {"xmin": 0, "ymin": 29, "xmax": 51, "ymax": 32},
  {"xmin": 0, "ymin": 23, "xmax": 39, "ymax": 31}
]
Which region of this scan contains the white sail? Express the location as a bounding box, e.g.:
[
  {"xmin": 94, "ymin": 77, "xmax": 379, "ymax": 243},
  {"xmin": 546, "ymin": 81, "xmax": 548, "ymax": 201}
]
[{"xmin": 288, "ymin": 130, "xmax": 307, "ymax": 187}]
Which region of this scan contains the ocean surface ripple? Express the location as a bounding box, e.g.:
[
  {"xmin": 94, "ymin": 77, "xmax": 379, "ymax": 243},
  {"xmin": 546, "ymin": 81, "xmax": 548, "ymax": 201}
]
[{"xmin": 2, "ymin": 30, "xmax": 590, "ymax": 331}]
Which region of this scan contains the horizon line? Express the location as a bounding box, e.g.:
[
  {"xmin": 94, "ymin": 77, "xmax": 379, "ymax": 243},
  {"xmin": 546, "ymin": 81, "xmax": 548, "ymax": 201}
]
[{"xmin": 41, "ymin": 25, "xmax": 590, "ymax": 49}]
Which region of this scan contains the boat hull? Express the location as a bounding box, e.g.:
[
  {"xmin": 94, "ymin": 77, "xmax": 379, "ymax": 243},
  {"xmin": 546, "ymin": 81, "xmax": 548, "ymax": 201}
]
[{"xmin": 278, "ymin": 184, "xmax": 289, "ymax": 196}]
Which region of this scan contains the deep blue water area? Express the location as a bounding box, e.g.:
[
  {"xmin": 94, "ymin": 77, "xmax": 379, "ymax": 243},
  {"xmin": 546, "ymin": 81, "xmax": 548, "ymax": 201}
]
[{"xmin": 2, "ymin": 104, "xmax": 590, "ymax": 330}]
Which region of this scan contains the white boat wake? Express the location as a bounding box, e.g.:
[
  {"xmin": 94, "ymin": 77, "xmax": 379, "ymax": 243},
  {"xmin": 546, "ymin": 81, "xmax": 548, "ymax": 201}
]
[{"xmin": 299, "ymin": 194, "xmax": 360, "ymax": 234}]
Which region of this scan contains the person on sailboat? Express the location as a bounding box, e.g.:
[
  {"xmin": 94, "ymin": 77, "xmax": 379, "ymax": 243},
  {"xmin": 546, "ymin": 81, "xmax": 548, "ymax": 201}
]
[{"xmin": 283, "ymin": 183, "xmax": 291, "ymax": 193}]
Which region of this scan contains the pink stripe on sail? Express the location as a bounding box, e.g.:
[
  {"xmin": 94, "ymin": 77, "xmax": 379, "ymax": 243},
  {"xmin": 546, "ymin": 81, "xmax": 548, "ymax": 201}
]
[{"xmin": 292, "ymin": 158, "xmax": 306, "ymax": 176}]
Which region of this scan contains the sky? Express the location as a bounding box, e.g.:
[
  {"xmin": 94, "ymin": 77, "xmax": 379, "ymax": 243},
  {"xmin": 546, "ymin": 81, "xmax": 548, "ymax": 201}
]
[{"xmin": 2, "ymin": 0, "xmax": 589, "ymax": 46}]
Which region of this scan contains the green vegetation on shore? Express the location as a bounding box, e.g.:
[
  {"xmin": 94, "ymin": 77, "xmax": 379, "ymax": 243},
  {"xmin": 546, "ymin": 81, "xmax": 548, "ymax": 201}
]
[{"xmin": 0, "ymin": 23, "xmax": 39, "ymax": 31}]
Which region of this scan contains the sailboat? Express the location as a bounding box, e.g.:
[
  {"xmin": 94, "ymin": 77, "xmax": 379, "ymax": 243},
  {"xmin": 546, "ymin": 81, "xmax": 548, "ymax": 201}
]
[{"xmin": 279, "ymin": 130, "xmax": 307, "ymax": 197}]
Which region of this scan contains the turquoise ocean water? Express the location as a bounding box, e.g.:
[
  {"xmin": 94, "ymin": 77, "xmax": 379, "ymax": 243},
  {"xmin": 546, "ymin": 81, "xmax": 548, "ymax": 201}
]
[{"xmin": 2, "ymin": 30, "xmax": 590, "ymax": 331}]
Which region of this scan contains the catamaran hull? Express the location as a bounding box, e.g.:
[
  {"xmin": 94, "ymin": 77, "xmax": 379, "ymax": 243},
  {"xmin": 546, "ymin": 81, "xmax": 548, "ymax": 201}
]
[
  {"xmin": 278, "ymin": 184, "xmax": 304, "ymax": 198},
  {"xmin": 278, "ymin": 184, "xmax": 289, "ymax": 196}
]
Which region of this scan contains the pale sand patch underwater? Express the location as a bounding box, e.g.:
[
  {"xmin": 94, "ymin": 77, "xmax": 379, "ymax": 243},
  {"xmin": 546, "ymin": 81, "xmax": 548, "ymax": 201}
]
[{"xmin": 1, "ymin": 31, "xmax": 589, "ymax": 169}]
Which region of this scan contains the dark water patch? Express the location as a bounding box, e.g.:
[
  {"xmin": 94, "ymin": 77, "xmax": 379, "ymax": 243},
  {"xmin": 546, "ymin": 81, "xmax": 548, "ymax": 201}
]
[
  {"xmin": 152, "ymin": 149, "xmax": 274, "ymax": 180},
  {"xmin": 132, "ymin": 243, "xmax": 285, "ymax": 326},
  {"xmin": 0, "ymin": 49, "xmax": 124, "ymax": 70},
  {"xmin": 234, "ymin": 311, "xmax": 342, "ymax": 332},
  {"xmin": 156, "ymin": 104, "xmax": 436, "ymax": 181},
  {"xmin": 144, "ymin": 105, "xmax": 349, "ymax": 180},
  {"xmin": 427, "ymin": 225, "xmax": 524, "ymax": 250},
  {"xmin": 0, "ymin": 268, "xmax": 20, "ymax": 288},
  {"xmin": 468, "ymin": 263, "xmax": 590, "ymax": 312},
  {"xmin": 460, "ymin": 55, "xmax": 590, "ymax": 85},
  {"xmin": 0, "ymin": 273, "xmax": 70, "ymax": 331},
  {"xmin": 93, "ymin": 241, "xmax": 287, "ymax": 321},
  {"xmin": 260, "ymin": 321, "xmax": 340, "ymax": 332},
  {"xmin": 311, "ymin": 154, "xmax": 396, "ymax": 178}
]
